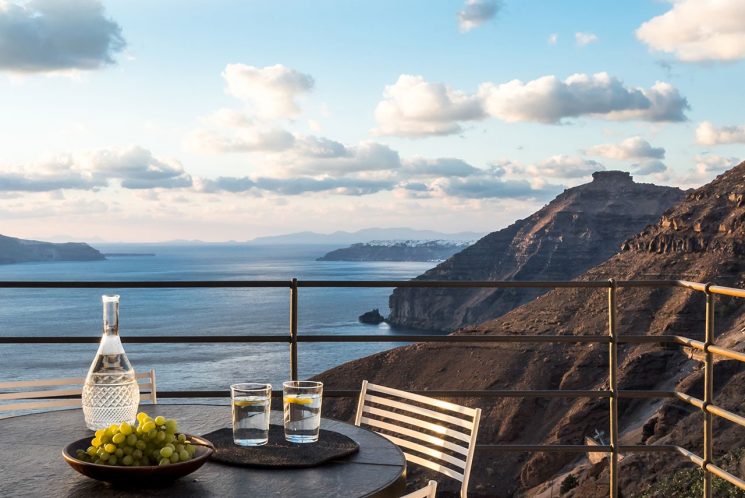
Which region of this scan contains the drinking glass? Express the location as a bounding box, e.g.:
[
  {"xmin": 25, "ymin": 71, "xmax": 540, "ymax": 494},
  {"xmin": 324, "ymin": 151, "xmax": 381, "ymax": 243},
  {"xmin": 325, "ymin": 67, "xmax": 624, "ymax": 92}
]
[
  {"xmin": 283, "ymin": 380, "xmax": 323, "ymax": 443},
  {"xmin": 231, "ymin": 383, "xmax": 272, "ymax": 446}
]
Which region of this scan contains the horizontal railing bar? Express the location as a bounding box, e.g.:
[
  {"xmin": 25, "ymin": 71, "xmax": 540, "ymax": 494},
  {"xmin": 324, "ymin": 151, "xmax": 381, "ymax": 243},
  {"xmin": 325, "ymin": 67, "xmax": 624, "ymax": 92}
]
[
  {"xmin": 708, "ymin": 345, "xmax": 745, "ymax": 363},
  {"xmin": 675, "ymin": 446, "xmax": 745, "ymax": 491},
  {"xmin": 675, "ymin": 391, "xmax": 745, "ymax": 428},
  {"xmin": 0, "ymin": 336, "xmax": 291, "ymax": 344},
  {"xmin": 676, "ymin": 280, "xmax": 708, "ymax": 293},
  {"xmin": 0, "ymin": 281, "xmax": 292, "ymax": 288},
  {"xmin": 475, "ymin": 444, "xmax": 611, "ymax": 452},
  {"xmin": 296, "ymin": 280, "xmax": 615, "ymax": 288},
  {"xmin": 149, "ymin": 389, "xmax": 677, "ymax": 399},
  {"xmin": 0, "ymin": 334, "xmax": 688, "ymax": 345}
]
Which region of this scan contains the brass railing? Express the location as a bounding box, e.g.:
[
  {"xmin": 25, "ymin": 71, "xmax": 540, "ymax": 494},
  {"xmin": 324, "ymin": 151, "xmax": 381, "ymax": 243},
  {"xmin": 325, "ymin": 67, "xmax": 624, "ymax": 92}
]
[{"xmin": 1, "ymin": 278, "xmax": 745, "ymax": 497}]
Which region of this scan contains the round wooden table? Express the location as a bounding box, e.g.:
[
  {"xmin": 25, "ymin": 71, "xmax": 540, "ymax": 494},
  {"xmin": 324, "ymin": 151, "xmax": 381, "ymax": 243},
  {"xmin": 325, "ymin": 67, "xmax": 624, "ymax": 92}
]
[{"xmin": 0, "ymin": 405, "xmax": 406, "ymax": 497}]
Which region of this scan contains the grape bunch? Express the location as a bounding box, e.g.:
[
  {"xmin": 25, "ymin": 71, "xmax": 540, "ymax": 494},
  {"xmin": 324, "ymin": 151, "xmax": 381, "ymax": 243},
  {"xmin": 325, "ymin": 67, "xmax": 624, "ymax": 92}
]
[{"xmin": 75, "ymin": 412, "xmax": 198, "ymax": 466}]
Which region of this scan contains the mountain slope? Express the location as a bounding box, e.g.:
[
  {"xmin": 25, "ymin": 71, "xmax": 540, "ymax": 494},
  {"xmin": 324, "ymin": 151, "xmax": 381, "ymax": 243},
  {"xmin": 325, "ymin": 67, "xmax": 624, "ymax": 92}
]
[
  {"xmin": 388, "ymin": 171, "xmax": 685, "ymax": 332},
  {"xmin": 316, "ymin": 162, "xmax": 745, "ymax": 497},
  {"xmin": 0, "ymin": 234, "xmax": 104, "ymax": 264}
]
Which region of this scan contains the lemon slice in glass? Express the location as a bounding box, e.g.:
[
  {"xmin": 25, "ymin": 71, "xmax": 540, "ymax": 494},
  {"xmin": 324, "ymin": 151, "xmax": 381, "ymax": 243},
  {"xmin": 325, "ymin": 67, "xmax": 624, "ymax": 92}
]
[
  {"xmin": 284, "ymin": 395, "xmax": 313, "ymax": 405},
  {"xmin": 233, "ymin": 399, "xmax": 266, "ymax": 407}
]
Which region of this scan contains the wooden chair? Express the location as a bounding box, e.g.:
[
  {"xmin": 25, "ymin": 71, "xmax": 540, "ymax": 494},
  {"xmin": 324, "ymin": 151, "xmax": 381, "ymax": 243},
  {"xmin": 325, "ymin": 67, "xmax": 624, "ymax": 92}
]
[
  {"xmin": 401, "ymin": 480, "xmax": 438, "ymax": 498},
  {"xmin": 355, "ymin": 381, "xmax": 481, "ymax": 498},
  {"xmin": 0, "ymin": 369, "xmax": 157, "ymax": 412}
]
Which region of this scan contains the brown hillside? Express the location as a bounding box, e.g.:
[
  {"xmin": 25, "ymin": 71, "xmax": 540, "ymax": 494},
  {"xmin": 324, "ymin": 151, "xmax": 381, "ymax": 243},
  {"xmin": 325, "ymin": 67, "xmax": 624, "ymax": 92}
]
[{"xmin": 315, "ymin": 162, "xmax": 745, "ymax": 497}]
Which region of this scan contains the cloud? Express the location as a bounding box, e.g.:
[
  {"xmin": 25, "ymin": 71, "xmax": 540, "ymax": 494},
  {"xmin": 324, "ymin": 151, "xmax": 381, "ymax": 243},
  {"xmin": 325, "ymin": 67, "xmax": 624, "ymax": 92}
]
[
  {"xmin": 402, "ymin": 158, "xmax": 481, "ymax": 178},
  {"xmin": 479, "ymin": 73, "xmax": 688, "ymax": 124},
  {"xmin": 88, "ymin": 146, "xmax": 192, "ymax": 189},
  {"xmin": 373, "ymin": 75, "xmax": 485, "ymax": 137},
  {"xmin": 636, "ymin": 0, "xmax": 745, "ymax": 62},
  {"xmin": 575, "ymin": 32, "xmax": 598, "ymax": 47},
  {"xmin": 695, "ymin": 121, "xmax": 745, "ymax": 145},
  {"xmin": 188, "ymin": 127, "xmax": 296, "ymax": 153},
  {"xmin": 0, "ymin": 0, "xmax": 125, "ymax": 73},
  {"xmin": 587, "ymin": 136, "xmax": 665, "ymax": 160},
  {"xmin": 0, "ymin": 147, "xmax": 192, "ymax": 192},
  {"xmin": 694, "ymin": 154, "xmax": 740, "ymax": 176},
  {"xmin": 196, "ymin": 176, "xmax": 396, "ymax": 196},
  {"xmin": 632, "ymin": 160, "xmax": 667, "ymax": 176},
  {"xmin": 429, "ymin": 176, "xmax": 539, "ymax": 199},
  {"xmin": 374, "ymin": 73, "xmax": 689, "ymax": 136},
  {"xmin": 222, "ymin": 64, "xmax": 314, "ymax": 119},
  {"xmin": 548, "ymin": 33, "xmax": 558, "ymax": 45},
  {"xmin": 503, "ymin": 155, "xmax": 604, "ymax": 179},
  {"xmin": 457, "ymin": 0, "xmax": 500, "ymax": 32}
]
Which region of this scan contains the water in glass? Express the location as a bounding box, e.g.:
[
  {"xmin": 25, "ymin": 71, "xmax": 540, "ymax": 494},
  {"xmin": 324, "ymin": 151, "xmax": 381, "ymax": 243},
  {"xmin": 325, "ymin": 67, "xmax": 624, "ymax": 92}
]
[{"xmin": 283, "ymin": 384, "xmax": 322, "ymax": 443}]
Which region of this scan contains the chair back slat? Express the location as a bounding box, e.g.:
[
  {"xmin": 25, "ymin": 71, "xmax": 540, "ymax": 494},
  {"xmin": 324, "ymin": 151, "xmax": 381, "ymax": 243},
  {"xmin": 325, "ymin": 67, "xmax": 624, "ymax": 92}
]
[
  {"xmin": 365, "ymin": 393, "xmax": 473, "ymax": 429},
  {"xmin": 0, "ymin": 369, "xmax": 157, "ymax": 412},
  {"xmin": 361, "ymin": 406, "xmax": 472, "ymax": 442},
  {"xmin": 355, "ymin": 381, "xmax": 481, "ymax": 498},
  {"xmin": 384, "ymin": 433, "xmax": 467, "ymax": 469},
  {"xmin": 359, "ymin": 416, "xmax": 469, "ymax": 456}
]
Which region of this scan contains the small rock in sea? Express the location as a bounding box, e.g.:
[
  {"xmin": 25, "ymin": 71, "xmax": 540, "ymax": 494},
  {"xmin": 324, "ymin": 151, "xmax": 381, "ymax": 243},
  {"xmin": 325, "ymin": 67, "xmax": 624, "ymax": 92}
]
[{"xmin": 358, "ymin": 309, "xmax": 385, "ymax": 325}]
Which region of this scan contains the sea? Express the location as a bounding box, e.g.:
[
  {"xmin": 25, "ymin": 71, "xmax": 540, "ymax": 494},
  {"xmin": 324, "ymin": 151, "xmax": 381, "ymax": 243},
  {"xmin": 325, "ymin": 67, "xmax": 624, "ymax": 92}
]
[{"xmin": 0, "ymin": 244, "xmax": 436, "ymax": 395}]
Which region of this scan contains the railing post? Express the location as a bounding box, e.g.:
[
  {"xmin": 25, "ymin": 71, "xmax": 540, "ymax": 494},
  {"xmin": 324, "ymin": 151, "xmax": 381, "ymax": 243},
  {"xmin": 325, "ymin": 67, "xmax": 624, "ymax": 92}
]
[
  {"xmin": 608, "ymin": 279, "xmax": 619, "ymax": 498},
  {"xmin": 703, "ymin": 284, "xmax": 715, "ymax": 498},
  {"xmin": 290, "ymin": 278, "xmax": 299, "ymax": 381}
]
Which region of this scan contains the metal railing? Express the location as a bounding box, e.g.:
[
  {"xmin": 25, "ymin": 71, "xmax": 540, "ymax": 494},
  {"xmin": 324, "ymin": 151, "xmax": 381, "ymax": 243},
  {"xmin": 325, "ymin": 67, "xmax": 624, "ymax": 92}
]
[{"xmin": 2, "ymin": 278, "xmax": 745, "ymax": 498}]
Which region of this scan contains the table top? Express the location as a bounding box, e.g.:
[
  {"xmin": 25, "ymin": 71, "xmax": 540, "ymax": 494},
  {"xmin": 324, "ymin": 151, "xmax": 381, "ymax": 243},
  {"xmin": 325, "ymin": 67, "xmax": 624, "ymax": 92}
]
[{"xmin": 0, "ymin": 405, "xmax": 406, "ymax": 498}]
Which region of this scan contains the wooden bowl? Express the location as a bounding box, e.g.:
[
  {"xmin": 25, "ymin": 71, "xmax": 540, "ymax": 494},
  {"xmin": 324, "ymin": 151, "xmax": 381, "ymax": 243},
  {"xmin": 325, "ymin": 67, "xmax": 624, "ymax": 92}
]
[{"xmin": 62, "ymin": 434, "xmax": 213, "ymax": 484}]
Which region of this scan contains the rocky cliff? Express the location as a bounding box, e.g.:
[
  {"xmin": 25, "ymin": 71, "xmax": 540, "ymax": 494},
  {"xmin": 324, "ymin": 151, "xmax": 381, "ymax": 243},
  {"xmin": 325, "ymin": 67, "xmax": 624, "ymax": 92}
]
[
  {"xmin": 0, "ymin": 234, "xmax": 104, "ymax": 264},
  {"xmin": 315, "ymin": 161, "xmax": 745, "ymax": 497},
  {"xmin": 387, "ymin": 171, "xmax": 685, "ymax": 332}
]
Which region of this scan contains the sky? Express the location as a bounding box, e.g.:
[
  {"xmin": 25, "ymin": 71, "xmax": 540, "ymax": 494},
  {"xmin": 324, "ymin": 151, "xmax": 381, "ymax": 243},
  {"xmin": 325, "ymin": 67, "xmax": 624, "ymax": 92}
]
[{"xmin": 1, "ymin": 0, "xmax": 745, "ymax": 242}]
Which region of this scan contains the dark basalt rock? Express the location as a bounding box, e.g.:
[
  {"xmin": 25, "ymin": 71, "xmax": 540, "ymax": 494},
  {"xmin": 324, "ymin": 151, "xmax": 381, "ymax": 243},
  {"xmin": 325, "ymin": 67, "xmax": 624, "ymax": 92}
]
[{"xmin": 358, "ymin": 309, "xmax": 385, "ymax": 325}]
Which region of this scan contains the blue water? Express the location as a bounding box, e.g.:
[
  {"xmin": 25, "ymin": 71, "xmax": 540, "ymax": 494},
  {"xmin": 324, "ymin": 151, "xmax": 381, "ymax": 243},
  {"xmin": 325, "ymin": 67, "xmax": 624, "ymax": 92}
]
[{"xmin": 0, "ymin": 244, "xmax": 434, "ymax": 392}]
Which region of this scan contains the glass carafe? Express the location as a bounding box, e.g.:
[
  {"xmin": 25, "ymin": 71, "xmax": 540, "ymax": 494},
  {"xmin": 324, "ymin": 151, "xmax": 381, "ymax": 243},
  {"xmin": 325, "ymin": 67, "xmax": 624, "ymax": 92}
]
[{"xmin": 81, "ymin": 295, "xmax": 140, "ymax": 430}]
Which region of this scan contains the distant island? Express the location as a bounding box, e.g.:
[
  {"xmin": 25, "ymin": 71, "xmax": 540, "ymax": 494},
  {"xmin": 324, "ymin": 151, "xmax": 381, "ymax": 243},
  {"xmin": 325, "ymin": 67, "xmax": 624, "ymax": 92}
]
[
  {"xmin": 317, "ymin": 240, "xmax": 473, "ymax": 262},
  {"xmin": 249, "ymin": 227, "xmax": 484, "ymax": 245},
  {"xmin": 0, "ymin": 234, "xmax": 104, "ymax": 264}
]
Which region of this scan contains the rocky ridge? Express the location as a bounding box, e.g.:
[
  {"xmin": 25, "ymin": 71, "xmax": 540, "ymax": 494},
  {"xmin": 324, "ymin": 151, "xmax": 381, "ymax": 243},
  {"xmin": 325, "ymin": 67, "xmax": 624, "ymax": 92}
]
[
  {"xmin": 387, "ymin": 171, "xmax": 685, "ymax": 332},
  {"xmin": 0, "ymin": 234, "xmax": 104, "ymax": 264},
  {"xmin": 315, "ymin": 162, "xmax": 745, "ymax": 497}
]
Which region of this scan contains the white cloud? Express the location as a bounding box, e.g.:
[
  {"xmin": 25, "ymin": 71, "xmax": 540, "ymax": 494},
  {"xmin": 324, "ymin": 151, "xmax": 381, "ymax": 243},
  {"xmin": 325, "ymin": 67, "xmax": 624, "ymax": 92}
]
[
  {"xmin": 587, "ymin": 136, "xmax": 665, "ymax": 160},
  {"xmin": 0, "ymin": 0, "xmax": 125, "ymax": 73},
  {"xmin": 575, "ymin": 32, "xmax": 598, "ymax": 47},
  {"xmin": 502, "ymin": 155, "xmax": 604, "ymax": 179},
  {"xmin": 188, "ymin": 127, "xmax": 296, "ymax": 153},
  {"xmin": 636, "ymin": 0, "xmax": 745, "ymax": 62},
  {"xmin": 479, "ymin": 73, "xmax": 688, "ymax": 124},
  {"xmin": 694, "ymin": 154, "xmax": 740, "ymax": 176},
  {"xmin": 457, "ymin": 0, "xmax": 500, "ymax": 32},
  {"xmin": 548, "ymin": 33, "xmax": 558, "ymax": 45},
  {"xmin": 373, "ymin": 73, "xmax": 689, "ymax": 136},
  {"xmin": 695, "ymin": 121, "xmax": 745, "ymax": 145},
  {"xmin": 373, "ymin": 75, "xmax": 485, "ymax": 137},
  {"xmin": 222, "ymin": 64, "xmax": 314, "ymax": 119},
  {"xmin": 0, "ymin": 147, "xmax": 192, "ymax": 192}
]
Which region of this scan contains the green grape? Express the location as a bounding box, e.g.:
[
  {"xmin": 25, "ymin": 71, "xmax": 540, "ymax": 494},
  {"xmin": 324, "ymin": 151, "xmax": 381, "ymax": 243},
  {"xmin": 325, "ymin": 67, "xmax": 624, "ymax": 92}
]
[
  {"xmin": 165, "ymin": 433, "xmax": 176, "ymax": 444},
  {"xmin": 135, "ymin": 440, "xmax": 147, "ymax": 450},
  {"xmin": 108, "ymin": 455, "xmax": 117, "ymax": 465},
  {"xmin": 101, "ymin": 434, "xmax": 112, "ymax": 444},
  {"xmin": 112, "ymin": 433, "xmax": 126, "ymax": 444},
  {"xmin": 156, "ymin": 431, "xmax": 166, "ymax": 442},
  {"xmin": 76, "ymin": 449, "xmax": 86, "ymax": 458},
  {"xmin": 115, "ymin": 448, "xmax": 124, "ymax": 458},
  {"xmin": 136, "ymin": 411, "xmax": 148, "ymax": 423},
  {"xmin": 99, "ymin": 451, "xmax": 110, "ymax": 461},
  {"xmin": 91, "ymin": 438, "xmax": 102, "ymax": 448},
  {"xmin": 122, "ymin": 455, "xmax": 134, "ymax": 466},
  {"xmin": 177, "ymin": 433, "xmax": 186, "ymax": 443},
  {"xmin": 126, "ymin": 434, "xmax": 137, "ymax": 446},
  {"xmin": 154, "ymin": 415, "xmax": 166, "ymax": 426},
  {"xmin": 169, "ymin": 453, "xmax": 179, "ymax": 464},
  {"xmin": 158, "ymin": 458, "xmax": 170, "ymax": 466},
  {"xmin": 86, "ymin": 446, "xmax": 97, "ymax": 457},
  {"xmin": 175, "ymin": 444, "xmax": 184, "ymax": 452},
  {"xmin": 94, "ymin": 459, "xmax": 103, "ymax": 465},
  {"xmin": 103, "ymin": 428, "xmax": 114, "ymax": 438},
  {"xmin": 132, "ymin": 449, "xmax": 143, "ymax": 459},
  {"xmin": 142, "ymin": 456, "xmax": 151, "ymax": 466},
  {"xmin": 165, "ymin": 419, "xmax": 178, "ymax": 433},
  {"xmin": 122, "ymin": 446, "xmax": 133, "ymax": 456},
  {"xmin": 147, "ymin": 429, "xmax": 157, "ymax": 439},
  {"xmin": 95, "ymin": 429, "xmax": 106, "ymax": 439},
  {"xmin": 108, "ymin": 424, "xmax": 120, "ymax": 434},
  {"xmin": 159, "ymin": 446, "xmax": 174, "ymax": 458},
  {"xmin": 178, "ymin": 449, "xmax": 189, "ymax": 461},
  {"xmin": 186, "ymin": 444, "xmax": 196, "ymax": 456},
  {"xmin": 104, "ymin": 443, "xmax": 116, "ymax": 454},
  {"xmin": 142, "ymin": 421, "xmax": 156, "ymax": 433}
]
